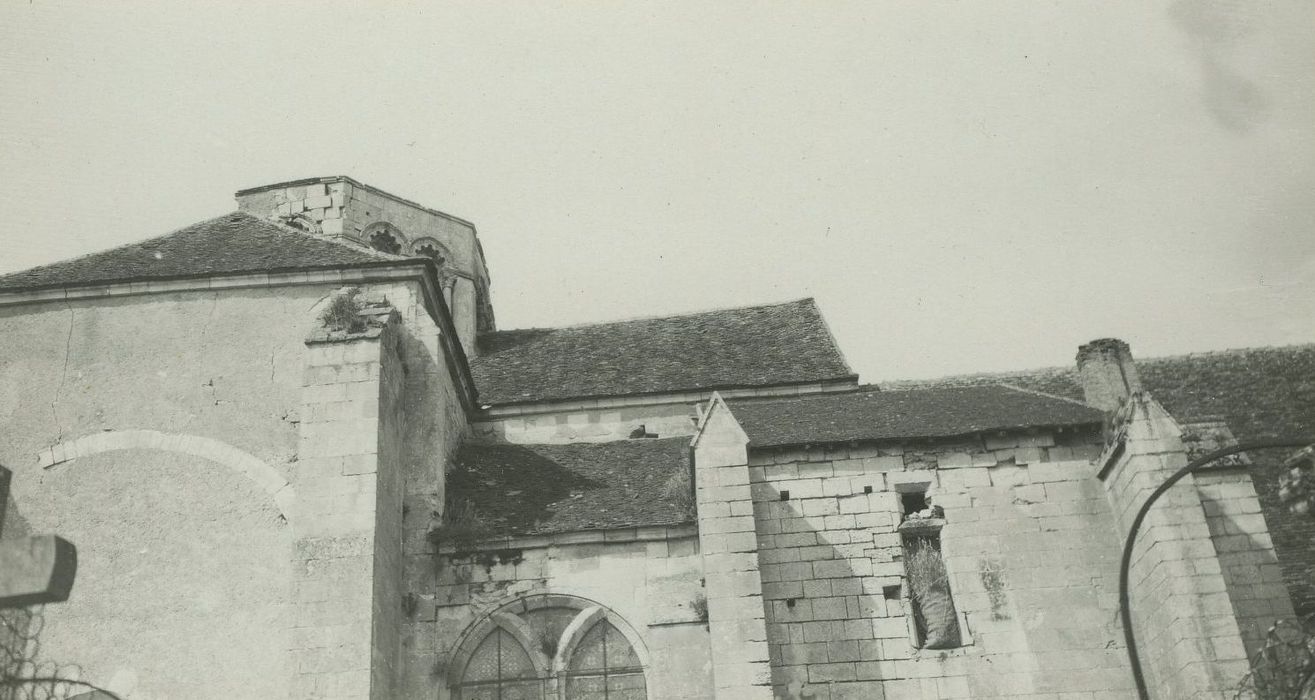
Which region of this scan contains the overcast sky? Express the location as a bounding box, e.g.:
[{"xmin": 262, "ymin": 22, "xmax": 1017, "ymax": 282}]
[{"xmin": 1, "ymin": 1, "xmax": 1312, "ymax": 382}]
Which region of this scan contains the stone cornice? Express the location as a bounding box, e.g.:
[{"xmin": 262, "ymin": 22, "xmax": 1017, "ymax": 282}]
[{"xmin": 475, "ymin": 378, "xmax": 859, "ymax": 419}]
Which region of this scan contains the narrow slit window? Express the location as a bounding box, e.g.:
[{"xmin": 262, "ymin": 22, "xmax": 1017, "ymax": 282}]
[{"xmin": 901, "ymin": 533, "xmax": 962, "ymax": 649}]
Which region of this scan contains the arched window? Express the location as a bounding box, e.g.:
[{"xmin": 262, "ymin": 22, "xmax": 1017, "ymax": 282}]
[
  {"xmin": 563, "ymin": 621, "xmax": 646, "ymax": 700},
  {"xmin": 459, "ymin": 628, "xmax": 543, "ymax": 700},
  {"xmin": 411, "ymin": 237, "xmax": 450, "ymax": 267},
  {"xmin": 450, "ymin": 597, "xmax": 648, "ymax": 700},
  {"xmin": 362, "ymin": 222, "xmax": 405, "ymax": 255}
]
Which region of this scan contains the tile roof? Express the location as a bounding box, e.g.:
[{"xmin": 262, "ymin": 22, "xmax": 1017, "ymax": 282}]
[
  {"xmin": 448, "ymin": 438, "xmax": 693, "ymax": 537},
  {"xmin": 728, "ymin": 384, "xmax": 1103, "ymax": 448},
  {"xmin": 0, "ymin": 212, "xmax": 407, "ymax": 291},
  {"xmin": 890, "ymin": 344, "xmax": 1315, "ymax": 615},
  {"xmin": 471, "ymin": 299, "xmax": 856, "ymax": 405}
]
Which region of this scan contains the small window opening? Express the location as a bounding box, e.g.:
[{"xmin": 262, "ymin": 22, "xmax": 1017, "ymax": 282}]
[
  {"xmin": 900, "ymin": 491, "xmax": 928, "ymax": 520},
  {"xmin": 779, "ymin": 490, "xmax": 790, "ymax": 501},
  {"xmin": 863, "ymin": 485, "xmax": 873, "ymax": 495},
  {"xmin": 786, "ymin": 598, "xmax": 797, "ymax": 609},
  {"xmin": 882, "ymin": 585, "xmax": 902, "ymax": 601}
]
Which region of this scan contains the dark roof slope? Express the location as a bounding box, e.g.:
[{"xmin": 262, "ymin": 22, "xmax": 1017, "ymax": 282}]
[
  {"xmin": 0, "ymin": 212, "xmax": 405, "ymax": 291},
  {"xmin": 890, "ymin": 344, "xmax": 1315, "ymax": 615},
  {"xmin": 448, "ymin": 438, "xmax": 693, "ymax": 537},
  {"xmin": 729, "ymin": 384, "xmax": 1103, "ymax": 448},
  {"xmin": 471, "ymin": 299, "xmax": 855, "ymax": 405}
]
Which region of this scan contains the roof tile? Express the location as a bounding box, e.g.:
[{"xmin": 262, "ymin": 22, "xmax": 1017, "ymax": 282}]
[
  {"xmin": 471, "ymin": 299, "xmax": 855, "ymax": 405},
  {"xmin": 449, "ymin": 438, "xmax": 693, "ymax": 537},
  {"xmin": 0, "ymin": 212, "xmax": 406, "ymax": 291},
  {"xmin": 729, "ymin": 384, "xmax": 1103, "ymax": 448}
]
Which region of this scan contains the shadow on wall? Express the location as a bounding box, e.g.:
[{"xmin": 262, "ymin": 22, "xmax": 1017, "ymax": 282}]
[
  {"xmin": 1196, "ymin": 486, "xmax": 1296, "ymax": 667},
  {"xmin": 753, "ymin": 478, "xmax": 884, "ymax": 700}
]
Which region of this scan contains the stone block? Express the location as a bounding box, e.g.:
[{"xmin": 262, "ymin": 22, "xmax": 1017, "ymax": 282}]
[
  {"xmin": 939, "ymin": 452, "xmax": 973, "ymax": 469},
  {"xmin": 862, "ymin": 456, "xmax": 905, "ymax": 472}
]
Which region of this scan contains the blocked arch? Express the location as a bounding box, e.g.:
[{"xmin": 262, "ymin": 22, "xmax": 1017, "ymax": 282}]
[
  {"xmin": 447, "ymin": 593, "xmax": 651, "ymax": 697},
  {"xmin": 38, "ymin": 430, "xmax": 294, "ymax": 521}
]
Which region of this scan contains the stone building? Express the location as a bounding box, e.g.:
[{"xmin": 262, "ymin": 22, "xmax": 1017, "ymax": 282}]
[{"xmin": 0, "ymin": 176, "xmax": 1310, "ymax": 699}]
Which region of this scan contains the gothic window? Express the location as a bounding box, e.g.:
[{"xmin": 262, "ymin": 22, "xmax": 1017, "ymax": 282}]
[
  {"xmin": 458, "ymin": 628, "xmax": 544, "ymax": 700},
  {"xmin": 450, "ymin": 597, "xmax": 648, "ymax": 700},
  {"xmin": 562, "ymin": 621, "xmax": 646, "ymax": 700}
]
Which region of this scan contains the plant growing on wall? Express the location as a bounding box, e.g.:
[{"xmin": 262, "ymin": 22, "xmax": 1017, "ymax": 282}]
[
  {"xmin": 690, "ymin": 594, "xmax": 708, "ymax": 623},
  {"xmin": 904, "ymin": 536, "xmax": 961, "ymax": 649},
  {"xmin": 320, "ymin": 288, "xmax": 366, "ymax": 334},
  {"xmin": 1279, "ymin": 445, "xmax": 1314, "ymax": 517}
]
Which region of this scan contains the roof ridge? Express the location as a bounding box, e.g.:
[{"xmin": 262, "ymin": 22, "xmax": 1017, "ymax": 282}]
[
  {"xmin": 1138, "ymin": 342, "xmax": 1315, "ymax": 363},
  {"xmin": 877, "ymin": 341, "xmax": 1315, "ymax": 388},
  {"xmin": 994, "ymin": 382, "xmax": 1094, "ymax": 408},
  {"xmin": 0, "ymin": 211, "xmax": 243, "ymax": 282},
  {"xmin": 484, "ymin": 297, "xmax": 817, "ymax": 334}
]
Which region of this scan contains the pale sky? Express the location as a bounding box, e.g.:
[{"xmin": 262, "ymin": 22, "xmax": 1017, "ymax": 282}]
[{"xmin": 1, "ymin": 1, "xmax": 1312, "ymax": 383}]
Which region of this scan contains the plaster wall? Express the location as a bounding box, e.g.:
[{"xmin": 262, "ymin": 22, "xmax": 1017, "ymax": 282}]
[
  {"xmin": 414, "ymin": 533, "xmax": 714, "ymax": 700},
  {"xmin": 746, "ymin": 431, "xmax": 1138, "ymax": 700},
  {"xmin": 0, "ymin": 286, "xmax": 336, "ymax": 697}
]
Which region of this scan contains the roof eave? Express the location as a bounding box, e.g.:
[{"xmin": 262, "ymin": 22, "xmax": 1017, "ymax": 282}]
[{"xmin": 745, "ymin": 420, "xmax": 1105, "ymax": 451}]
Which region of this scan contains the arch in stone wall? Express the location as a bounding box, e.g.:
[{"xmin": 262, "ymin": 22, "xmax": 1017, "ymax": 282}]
[
  {"xmin": 362, "ymin": 221, "xmax": 407, "ymax": 254},
  {"xmin": 36, "ymin": 430, "xmax": 294, "ymax": 522},
  {"xmin": 446, "ymin": 593, "xmax": 652, "ymax": 698}
]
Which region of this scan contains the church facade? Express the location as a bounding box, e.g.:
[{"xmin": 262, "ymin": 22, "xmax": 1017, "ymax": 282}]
[{"xmin": 0, "ymin": 177, "xmax": 1310, "ymax": 700}]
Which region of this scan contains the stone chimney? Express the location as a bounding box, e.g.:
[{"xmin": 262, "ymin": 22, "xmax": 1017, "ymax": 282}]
[{"xmin": 1076, "ymin": 338, "xmax": 1142, "ymax": 412}]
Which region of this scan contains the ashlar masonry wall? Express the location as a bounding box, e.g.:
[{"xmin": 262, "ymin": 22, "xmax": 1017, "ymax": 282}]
[
  {"xmin": 1098, "ymin": 396, "xmax": 1275, "ymax": 699},
  {"xmin": 746, "ymin": 428, "xmax": 1137, "ymax": 700},
  {"xmin": 413, "ymin": 529, "xmax": 714, "ymax": 700}
]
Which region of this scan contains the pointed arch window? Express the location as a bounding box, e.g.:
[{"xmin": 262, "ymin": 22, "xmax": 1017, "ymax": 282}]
[
  {"xmin": 458, "ymin": 628, "xmax": 544, "ymax": 700},
  {"xmin": 563, "ymin": 621, "xmax": 646, "ymax": 700},
  {"xmin": 450, "ymin": 597, "xmax": 648, "ymax": 700}
]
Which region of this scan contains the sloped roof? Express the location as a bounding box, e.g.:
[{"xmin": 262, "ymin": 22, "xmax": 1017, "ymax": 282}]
[
  {"xmin": 891, "ymin": 344, "xmax": 1315, "ymax": 615},
  {"xmin": 0, "ymin": 212, "xmax": 406, "ymax": 291},
  {"xmin": 448, "ymin": 438, "xmax": 693, "ymax": 537},
  {"xmin": 471, "ymin": 299, "xmax": 856, "ymax": 405},
  {"xmin": 729, "ymin": 384, "xmax": 1103, "ymax": 448}
]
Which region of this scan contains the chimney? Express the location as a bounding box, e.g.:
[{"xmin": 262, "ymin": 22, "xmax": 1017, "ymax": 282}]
[{"xmin": 1076, "ymin": 338, "xmax": 1143, "ymax": 412}]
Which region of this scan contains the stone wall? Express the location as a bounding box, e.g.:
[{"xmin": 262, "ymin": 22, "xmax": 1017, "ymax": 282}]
[
  {"xmin": 746, "ymin": 429, "xmax": 1138, "ymax": 700},
  {"xmin": 411, "ymin": 530, "xmax": 714, "ymax": 699},
  {"xmin": 474, "ymin": 402, "xmax": 699, "ymax": 445},
  {"xmin": 1195, "ymin": 469, "xmax": 1295, "ymax": 661},
  {"xmin": 1098, "ymin": 396, "xmax": 1258, "ymax": 698},
  {"xmin": 0, "ymin": 287, "xmax": 333, "ymax": 698},
  {"xmin": 235, "ymin": 178, "xmax": 491, "ymax": 355}
]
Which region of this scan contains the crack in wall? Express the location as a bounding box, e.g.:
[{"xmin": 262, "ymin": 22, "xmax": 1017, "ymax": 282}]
[{"xmin": 50, "ymin": 302, "xmax": 75, "ymax": 442}]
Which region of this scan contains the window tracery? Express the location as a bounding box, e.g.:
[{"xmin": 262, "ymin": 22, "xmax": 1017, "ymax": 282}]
[
  {"xmin": 362, "ymin": 221, "xmax": 405, "ymax": 255},
  {"xmin": 451, "ymin": 597, "xmax": 647, "ymax": 700}
]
